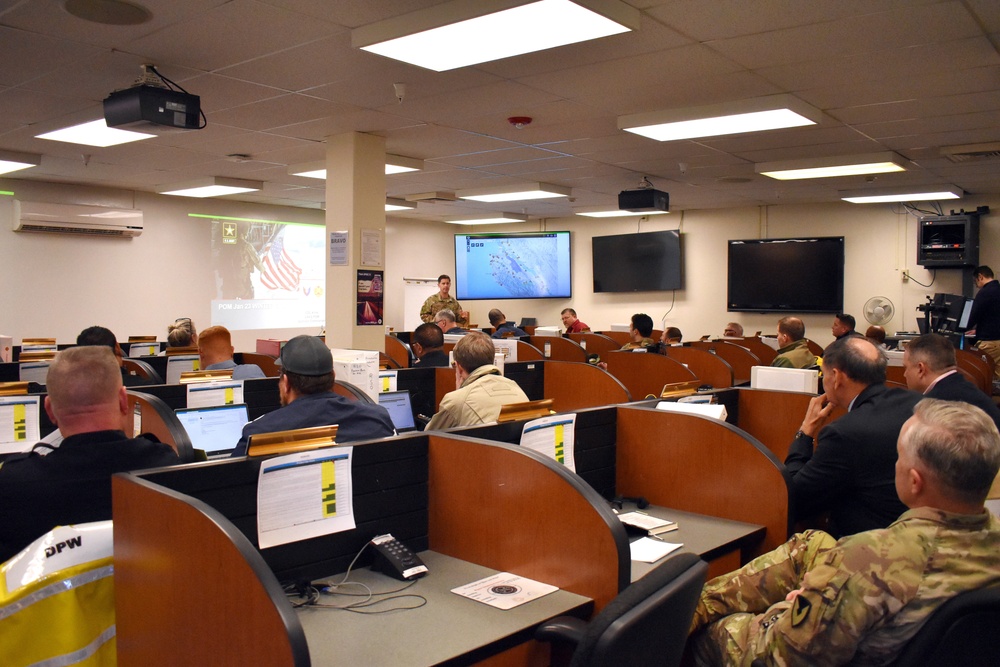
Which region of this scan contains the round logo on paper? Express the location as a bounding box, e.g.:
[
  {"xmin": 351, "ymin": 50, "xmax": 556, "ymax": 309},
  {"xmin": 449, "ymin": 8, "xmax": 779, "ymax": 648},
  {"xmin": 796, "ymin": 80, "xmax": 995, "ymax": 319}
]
[{"xmin": 489, "ymin": 584, "xmax": 521, "ymax": 595}]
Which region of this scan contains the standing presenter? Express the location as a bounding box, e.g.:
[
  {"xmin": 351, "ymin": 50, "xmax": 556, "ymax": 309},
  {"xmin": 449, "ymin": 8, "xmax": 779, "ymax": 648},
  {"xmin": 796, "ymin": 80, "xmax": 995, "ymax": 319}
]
[{"xmin": 420, "ymin": 274, "xmax": 469, "ymax": 326}]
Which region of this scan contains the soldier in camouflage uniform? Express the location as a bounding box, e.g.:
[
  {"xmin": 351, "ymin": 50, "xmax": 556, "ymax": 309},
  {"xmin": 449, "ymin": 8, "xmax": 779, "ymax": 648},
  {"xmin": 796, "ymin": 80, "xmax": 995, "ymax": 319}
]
[
  {"xmin": 420, "ymin": 275, "xmax": 468, "ymax": 326},
  {"xmin": 689, "ymin": 398, "xmax": 1000, "ymax": 666}
]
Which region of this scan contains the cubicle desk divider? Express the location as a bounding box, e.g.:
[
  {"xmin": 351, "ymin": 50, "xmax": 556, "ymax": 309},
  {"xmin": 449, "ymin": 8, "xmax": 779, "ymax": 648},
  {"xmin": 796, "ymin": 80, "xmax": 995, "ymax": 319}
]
[
  {"xmin": 688, "ymin": 340, "xmax": 762, "ymax": 386},
  {"xmin": 129, "ymin": 354, "xmax": 168, "ymax": 381},
  {"xmin": 113, "ymin": 432, "xmax": 628, "ymax": 666},
  {"xmin": 604, "ymin": 350, "xmax": 698, "ymax": 400},
  {"xmin": 659, "ymin": 345, "xmax": 735, "ymax": 388},
  {"xmin": 614, "ymin": 404, "xmax": 792, "ymax": 562},
  {"xmin": 525, "ymin": 335, "xmax": 587, "ymax": 363},
  {"xmin": 566, "ymin": 332, "xmax": 620, "ymax": 360},
  {"xmin": 541, "ymin": 361, "xmax": 630, "ymax": 412},
  {"xmin": 126, "ymin": 391, "xmax": 194, "ymax": 461},
  {"xmin": 237, "ymin": 351, "xmax": 281, "ymax": 377},
  {"xmin": 385, "ymin": 334, "xmax": 413, "ymax": 368}
]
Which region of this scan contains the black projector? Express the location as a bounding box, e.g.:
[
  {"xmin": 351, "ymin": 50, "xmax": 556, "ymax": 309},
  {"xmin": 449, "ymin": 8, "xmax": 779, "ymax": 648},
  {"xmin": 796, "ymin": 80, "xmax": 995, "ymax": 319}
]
[
  {"xmin": 103, "ymin": 85, "xmax": 200, "ymax": 132},
  {"xmin": 619, "ymin": 188, "xmax": 669, "ymax": 212}
]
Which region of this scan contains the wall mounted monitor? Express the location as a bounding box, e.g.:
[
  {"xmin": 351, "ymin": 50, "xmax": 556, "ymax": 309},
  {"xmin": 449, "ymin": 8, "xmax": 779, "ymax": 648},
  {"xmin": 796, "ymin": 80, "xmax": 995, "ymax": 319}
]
[
  {"xmin": 728, "ymin": 236, "xmax": 844, "ymax": 313},
  {"xmin": 592, "ymin": 230, "xmax": 682, "ymax": 293},
  {"xmin": 454, "ymin": 231, "xmax": 571, "ymax": 300}
]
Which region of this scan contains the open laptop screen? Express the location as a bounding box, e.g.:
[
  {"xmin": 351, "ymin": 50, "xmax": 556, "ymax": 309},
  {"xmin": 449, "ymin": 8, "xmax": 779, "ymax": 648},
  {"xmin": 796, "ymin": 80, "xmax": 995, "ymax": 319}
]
[
  {"xmin": 175, "ymin": 403, "xmax": 249, "ymax": 457},
  {"xmin": 378, "ymin": 390, "xmax": 416, "ymax": 432}
]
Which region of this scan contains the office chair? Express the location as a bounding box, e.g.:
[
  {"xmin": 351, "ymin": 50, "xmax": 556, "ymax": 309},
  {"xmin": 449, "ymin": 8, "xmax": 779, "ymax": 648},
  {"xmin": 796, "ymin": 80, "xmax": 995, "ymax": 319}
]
[
  {"xmin": 535, "ymin": 552, "xmax": 707, "ymax": 667},
  {"xmin": 887, "ymin": 584, "xmax": 1000, "ymax": 667}
]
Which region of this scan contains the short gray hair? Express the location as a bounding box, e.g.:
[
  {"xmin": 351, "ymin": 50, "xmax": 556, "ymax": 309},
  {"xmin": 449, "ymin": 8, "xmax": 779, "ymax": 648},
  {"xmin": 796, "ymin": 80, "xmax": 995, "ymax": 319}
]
[
  {"xmin": 904, "ymin": 398, "xmax": 1000, "ymax": 505},
  {"xmin": 47, "ymin": 346, "xmax": 122, "ymax": 413},
  {"xmin": 436, "ymin": 309, "xmax": 457, "ymax": 324}
]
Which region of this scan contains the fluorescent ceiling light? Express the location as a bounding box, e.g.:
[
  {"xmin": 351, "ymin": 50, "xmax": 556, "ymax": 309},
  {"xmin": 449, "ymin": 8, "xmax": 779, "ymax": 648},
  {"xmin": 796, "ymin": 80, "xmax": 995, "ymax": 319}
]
[
  {"xmin": 353, "ymin": 0, "xmax": 639, "ymax": 71},
  {"xmin": 289, "ymin": 154, "xmax": 425, "ymax": 179},
  {"xmin": 574, "ymin": 207, "xmax": 669, "ymax": 218},
  {"xmin": 36, "ymin": 119, "xmax": 155, "ymax": 147},
  {"xmin": 840, "ymin": 185, "xmax": 962, "ymax": 204},
  {"xmin": 0, "ymin": 150, "xmax": 42, "ymax": 175},
  {"xmin": 457, "ymin": 182, "xmax": 570, "ymax": 202},
  {"xmin": 385, "ymin": 154, "xmax": 424, "ymax": 174},
  {"xmin": 158, "ymin": 177, "xmax": 263, "ymax": 198},
  {"xmin": 619, "ymin": 94, "xmax": 821, "ymax": 142},
  {"xmin": 443, "ymin": 213, "xmax": 529, "ymax": 225},
  {"xmin": 757, "ymin": 152, "xmax": 910, "ymax": 180},
  {"xmin": 385, "ymin": 197, "xmax": 417, "ymax": 211}
]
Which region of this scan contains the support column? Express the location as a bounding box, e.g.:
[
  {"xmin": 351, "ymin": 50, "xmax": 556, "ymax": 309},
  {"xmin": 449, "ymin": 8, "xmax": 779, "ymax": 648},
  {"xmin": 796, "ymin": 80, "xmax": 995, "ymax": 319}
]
[{"xmin": 324, "ymin": 132, "xmax": 386, "ymax": 350}]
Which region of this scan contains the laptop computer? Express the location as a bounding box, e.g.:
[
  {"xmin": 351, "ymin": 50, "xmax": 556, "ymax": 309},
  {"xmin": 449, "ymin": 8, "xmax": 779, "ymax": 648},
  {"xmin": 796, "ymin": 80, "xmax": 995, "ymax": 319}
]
[
  {"xmin": 175, "ymin": 403, "xmax": 250, "ymax": 458},
  {"xmin": 377, "ymin": 390, "xmax": 417, "ymax": 432}
]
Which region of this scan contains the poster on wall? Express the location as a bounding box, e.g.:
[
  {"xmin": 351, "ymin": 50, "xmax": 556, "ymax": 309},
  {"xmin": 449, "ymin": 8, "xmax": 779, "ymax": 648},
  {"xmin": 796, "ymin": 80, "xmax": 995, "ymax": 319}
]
[
  {"xmin": 208, "ymin": 216, "xmax": 325, "ymax": 330},
  {"xmin": 356, "ymin": 270, "xmax": 384, "ymax": 326}
]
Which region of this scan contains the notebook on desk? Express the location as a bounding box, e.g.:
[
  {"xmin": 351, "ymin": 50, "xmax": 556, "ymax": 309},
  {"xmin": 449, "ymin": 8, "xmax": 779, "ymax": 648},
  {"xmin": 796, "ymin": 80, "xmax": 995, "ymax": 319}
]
[
  {"xmin": 377, "ymin": 390, "xmax": 417, "ymax": 432},
  {"xmin": 175, "ymin": 403, "xmax": 249, "ymax": 458}
]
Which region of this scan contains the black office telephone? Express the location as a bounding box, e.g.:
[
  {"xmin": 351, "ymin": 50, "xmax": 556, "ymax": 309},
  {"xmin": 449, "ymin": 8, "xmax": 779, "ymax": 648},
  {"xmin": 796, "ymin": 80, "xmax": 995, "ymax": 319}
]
[{"xmin": 370, "ymin": 534, "xmax": 428, "ymax": 581}]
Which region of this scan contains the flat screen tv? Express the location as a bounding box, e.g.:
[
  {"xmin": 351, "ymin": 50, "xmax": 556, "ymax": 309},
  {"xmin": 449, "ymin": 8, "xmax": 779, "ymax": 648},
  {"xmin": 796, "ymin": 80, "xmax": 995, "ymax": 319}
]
[
  {"xmin": 454, "ymin": 231, "xmax": 571, "ymax": 300},
  {"xmin": 592, "ymin": 230, "xmax": 682, "ymax": 293},
  {"xmin": 728, "ymin": 236, "xmax": 844, "ymax": 313}
]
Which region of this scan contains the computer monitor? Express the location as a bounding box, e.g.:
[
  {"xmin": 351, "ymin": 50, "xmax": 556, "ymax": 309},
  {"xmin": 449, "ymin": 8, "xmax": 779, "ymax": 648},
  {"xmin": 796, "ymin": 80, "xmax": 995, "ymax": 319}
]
[
  {"xmin": 377, "ymin": 390, "xmax": 416, "ymax": 432},
  {"xmin": 166, "ymin": 355, "xmax": 199, "ymax": 384},
  {"xmin": 175, "ymin": 403, "xmax": 249, "ymax": 458}
]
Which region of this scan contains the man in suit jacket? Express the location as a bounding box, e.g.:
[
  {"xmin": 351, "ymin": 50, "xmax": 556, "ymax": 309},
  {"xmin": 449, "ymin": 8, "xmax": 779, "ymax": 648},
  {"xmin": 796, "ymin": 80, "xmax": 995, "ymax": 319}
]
[
  {"xmin": 903, "ymin": 333, "xmax": 1000, "ymax": 431},
  {"xmin": 785, "ymin": 336, "xmax": 921, "ymax": 537}
]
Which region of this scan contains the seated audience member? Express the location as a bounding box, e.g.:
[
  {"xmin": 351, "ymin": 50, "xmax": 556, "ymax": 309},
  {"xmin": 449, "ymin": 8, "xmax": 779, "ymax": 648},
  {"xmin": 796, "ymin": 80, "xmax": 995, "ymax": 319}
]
[
  {"xmin": 560, "ymin": 308, "xmax": 591, "ymax": 334},
  {"xmin": 621, "ymin": 313, "xmax": 656, "ymax": 350},
  {"xmin": 197, "ymin": 325, "xmax": 266, "ymax": 380},
  {"xmin": 723, "ymin": 322, "xmax": 744, "ymax": 338},
  {"xmin": 434, "ymin": 309, "xmax": 466, "ymax": 335},
  {"xmin": 233, "ymin": 336, "xmax": 394, "ymax": 456},
  {"xmin": 903, "ymin": 333, "xmax": 1000, "ymax": 431},
  {"xmin": 410, "ymin": 322, "xmax": 449, "ymax": 368},
  {"xmin": 831, "ymin": 312, "xmax": 862, "ymax": 340},
  {"xmin": 77, "ymin": 325, "xmax": 157, "ymax": 387},
  {"xmin": 166, "ymin": 317, "xmax": 197, "ymax": 349},
  {"xmin": 488, "ymin": 309, "xmax": 527, "ymax": 338},
  {"xmin": 425, "ymin": 332, "xmax": 529, "ymax": 430},
  {"xmin": 661, "ymin": 326, "xmax": 683, "ymax": 345},
  {"xmin": 0, "ymin": 346, "xmax": 180, "ymax": 561},
  {"xmin": 771, "ymin": 316, "xmax": 816, "ymax": 368},
  {"xmin": 689, "ymin": 398, "xmax": 1000, "ymax": 666},
  {"xmin": 866, "ymin": 324, "xmax": 888, "ymax": 348},
  {"xmin": 785, "ymin": 336, "xmax": 921, "ymax": 537}
]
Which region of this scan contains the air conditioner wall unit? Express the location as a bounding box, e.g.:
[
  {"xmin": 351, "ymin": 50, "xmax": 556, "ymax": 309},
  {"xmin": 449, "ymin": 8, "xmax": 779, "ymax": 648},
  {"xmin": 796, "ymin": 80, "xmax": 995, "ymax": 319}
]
[{"xmin": 12, "ymin": 200, "xmax": 143, "ymax": 237}]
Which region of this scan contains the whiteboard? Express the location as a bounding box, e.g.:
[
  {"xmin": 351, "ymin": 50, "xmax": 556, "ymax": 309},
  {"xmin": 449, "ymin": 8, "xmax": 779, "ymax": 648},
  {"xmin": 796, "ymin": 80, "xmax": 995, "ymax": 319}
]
[{"xmin": 403, "ymin": 278, "xmax": 438, "ymax": 332}]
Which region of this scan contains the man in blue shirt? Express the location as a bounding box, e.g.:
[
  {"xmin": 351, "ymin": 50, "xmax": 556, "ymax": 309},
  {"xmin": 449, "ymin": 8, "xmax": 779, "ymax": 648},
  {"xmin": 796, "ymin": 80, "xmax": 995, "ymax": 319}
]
[
  {"xmin": 233, "ymin": 335, "xmax": 394, "ymax": 456},
  {"xmin": 488, "ymin": 309, "xmax": 527, "ymax": 338},
  {"xmin": 197, "ymin": 325, "xmax": 266, "ymax": 380}
]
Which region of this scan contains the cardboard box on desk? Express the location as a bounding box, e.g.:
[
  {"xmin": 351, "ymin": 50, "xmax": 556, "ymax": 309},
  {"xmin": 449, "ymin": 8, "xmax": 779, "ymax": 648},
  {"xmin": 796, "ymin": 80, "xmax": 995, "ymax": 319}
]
[
  {"xmin": 330, "ymin": 349, "xmax": 379, "ymax": 402},
  {"xmin": 0, "ymin": 335, "xmax": 11, "ymax": 363},
  {"xmin": 256, "ymin": 339, "xmax": 285, "ymax": 357}
]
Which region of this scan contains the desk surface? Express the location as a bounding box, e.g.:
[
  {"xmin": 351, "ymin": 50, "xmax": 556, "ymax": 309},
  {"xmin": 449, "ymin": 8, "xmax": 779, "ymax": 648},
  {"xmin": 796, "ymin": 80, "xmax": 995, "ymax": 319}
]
[
  {"xmin": 298, "ymin": 550, "xmax": 592, "ymax": 666},
  {"xmin": 626, "ymin": 505, "xmax": 765, "ymax": 581}
]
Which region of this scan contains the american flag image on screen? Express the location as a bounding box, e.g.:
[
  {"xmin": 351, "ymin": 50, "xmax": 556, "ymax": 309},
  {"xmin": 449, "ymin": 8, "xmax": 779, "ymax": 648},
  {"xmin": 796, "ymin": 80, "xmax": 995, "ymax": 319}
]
[{"xmin": 260, "ymin": 235, "xmax": 302, "ymax": 291}]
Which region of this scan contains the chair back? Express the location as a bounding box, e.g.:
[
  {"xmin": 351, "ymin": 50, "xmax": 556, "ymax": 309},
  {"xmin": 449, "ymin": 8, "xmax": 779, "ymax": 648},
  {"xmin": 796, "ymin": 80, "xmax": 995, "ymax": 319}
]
[
  {"xmin": 889, "ymin": 584, "xmax": 1000, "ymax": 667},
  {"xmin": 572, "ymin": 553, "xmax": 707, "ymax": 667}
]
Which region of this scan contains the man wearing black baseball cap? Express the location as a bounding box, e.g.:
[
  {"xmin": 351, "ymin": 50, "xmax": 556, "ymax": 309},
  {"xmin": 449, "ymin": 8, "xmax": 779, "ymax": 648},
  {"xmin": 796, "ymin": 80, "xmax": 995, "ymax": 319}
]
[{"xmin": 231, "ymin": 335, "xmax": 394, "ymax": 456}]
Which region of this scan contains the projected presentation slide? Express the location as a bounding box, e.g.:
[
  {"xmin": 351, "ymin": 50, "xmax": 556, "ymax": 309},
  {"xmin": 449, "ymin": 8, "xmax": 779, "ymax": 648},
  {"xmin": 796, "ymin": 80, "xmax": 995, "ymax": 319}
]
[
  {"xmin": 210, "ymin": 218, "xmax": 325, "ymax": 330},
  {"xmin": 455, "ymin": 232, "xmax": 571, "ymax": 300}
]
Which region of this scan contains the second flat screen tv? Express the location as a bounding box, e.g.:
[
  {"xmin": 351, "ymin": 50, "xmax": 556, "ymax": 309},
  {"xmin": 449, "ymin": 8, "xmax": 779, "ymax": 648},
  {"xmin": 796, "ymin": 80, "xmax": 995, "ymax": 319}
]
[
  {"xmin": 592, "ymin": 230, "xmax": 683, "ymax": 292},
  {"xmin": 454, "ymin": 231, "xmax": 571, "ymax": 300},
  {"xmin": 728, "ymin": 236, "xmax": 844, "ymax": 313}
]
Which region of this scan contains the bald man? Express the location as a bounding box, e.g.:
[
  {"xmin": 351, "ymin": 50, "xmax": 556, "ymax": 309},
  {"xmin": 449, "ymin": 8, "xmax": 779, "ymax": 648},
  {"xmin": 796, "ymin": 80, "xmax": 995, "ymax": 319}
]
[
  {"xmin": 785, "ymin": 337, "xmax": 922, "ymax": 537},
  {"xmin": 0, "ymin": 346, "xmax": 180, "ymax": 561}
]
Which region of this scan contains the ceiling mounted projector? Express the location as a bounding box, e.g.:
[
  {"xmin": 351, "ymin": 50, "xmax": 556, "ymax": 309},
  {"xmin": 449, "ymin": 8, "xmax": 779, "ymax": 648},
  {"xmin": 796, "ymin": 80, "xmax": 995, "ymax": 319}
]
[
  {"xmin": 618, "ymin": 188, "xmax": 669, "ymax": 212},
  {"xmin": 103, "ymin": 85, "xmax": 201, "ymax": 132}
]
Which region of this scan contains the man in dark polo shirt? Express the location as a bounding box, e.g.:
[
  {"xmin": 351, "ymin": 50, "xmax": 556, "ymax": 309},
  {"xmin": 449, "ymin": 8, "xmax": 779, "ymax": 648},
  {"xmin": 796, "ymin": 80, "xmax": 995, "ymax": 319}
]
[
  {"xmin": 233, "ymin": 335, "xmax": 395, "ymax": 456},
  {"xmin": 0, "ymin": 346, "xmax": 180, "ymax": 562}
]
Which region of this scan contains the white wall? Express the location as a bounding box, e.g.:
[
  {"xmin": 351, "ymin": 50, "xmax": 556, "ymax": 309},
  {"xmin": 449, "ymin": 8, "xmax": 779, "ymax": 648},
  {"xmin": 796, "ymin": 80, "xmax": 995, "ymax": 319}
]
[{"xmin": 2, "ymin": 175, "xmax": 996, "ymax": 351}]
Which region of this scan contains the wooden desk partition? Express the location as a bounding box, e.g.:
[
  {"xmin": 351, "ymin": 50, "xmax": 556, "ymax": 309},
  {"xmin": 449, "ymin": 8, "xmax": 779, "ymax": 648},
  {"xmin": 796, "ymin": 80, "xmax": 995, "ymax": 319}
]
[
  {"xmin": 113, "ymin": 433, "xmax": 628, "ymax": 665},
  {"xmin": 526, "ymin": 335, "xmax": 587, "ymax": 363},
  {"xmin": 660, "ymin": 346, "xmax": 735, "ymax": 388},
  {"xmin": 542, "ymin": 361, "xmax": 630, "ymax": 411},
  {"xmin": 238, "ymin": 351, "xmax": 281, "ymax": 377},
  {"xmin": 604, "ymin": 350, "xmax": 697, "ymax": 400},
  {"xmin": 427, "ymin": 434, "xmax": 628, "ymax": 612},
  {"xmin": 688, "ymin": 340, "xmax": 761, "ymax": 386},
  {"xmin": 614, "ymin": 406, "xmax": 792, "ymax": 558},
  {"xmin": 113, "ymin": 475, "xmax": 309, "ymax": 667},
  {"xmin": 385, "ymin": 334, "xmax": 413, "ymax": 368},
  {"xmin": 736, "ymin": 388, "xmax": 817, "ymax": 460},
  {"xmin": 126, "ymin": 391, "xmax": 194, "ymax": 462},
  {"xmin": 733, "ymin": 337, "xmax": 777, "ymax": 364},
  {"xmin": 567, "ymin": 332, "xmax": 620, "ymax": 359},
  {"xmin": 597, "ymin": 330, "xmax": 631, "ymax": 346}
]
